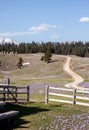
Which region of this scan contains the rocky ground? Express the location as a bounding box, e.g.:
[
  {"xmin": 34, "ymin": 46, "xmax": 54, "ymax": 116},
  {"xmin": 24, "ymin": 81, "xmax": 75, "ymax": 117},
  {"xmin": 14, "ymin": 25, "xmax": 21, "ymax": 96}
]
[{"xmin": 39, "ymin": 113, "xmax": 89, "ymax": 130}]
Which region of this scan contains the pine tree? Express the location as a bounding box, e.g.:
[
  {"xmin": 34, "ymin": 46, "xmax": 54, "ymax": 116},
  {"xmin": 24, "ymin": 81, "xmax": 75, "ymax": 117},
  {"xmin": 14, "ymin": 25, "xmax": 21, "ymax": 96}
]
[
  {"xmin": 17, "ymin": 57, "xmax": 23, "ymax": 69},
  {"xmin": 41, "ymin": 43, "xmax": 52, "ymax": 63}
]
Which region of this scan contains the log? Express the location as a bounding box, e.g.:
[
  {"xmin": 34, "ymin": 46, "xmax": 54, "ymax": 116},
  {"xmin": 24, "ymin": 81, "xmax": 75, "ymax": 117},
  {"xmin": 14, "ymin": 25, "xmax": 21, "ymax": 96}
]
[{"xmin": 0, "ymin": 111, "xmax": 19, "ymax": 120}]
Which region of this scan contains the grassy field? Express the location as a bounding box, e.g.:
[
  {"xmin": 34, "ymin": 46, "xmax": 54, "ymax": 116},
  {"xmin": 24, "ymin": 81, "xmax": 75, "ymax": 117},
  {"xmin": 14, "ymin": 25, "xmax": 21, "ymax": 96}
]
[
  {"xmin": 3, "ymin": 102, "xmax": 89, "ymax": 130},
  {"xmin": 0, "ymin": 53, "xmax": 72, "ymax": 86},
  {"xmin": 0, "ymin": 53, "xmax": 89, "ymax": 129}
]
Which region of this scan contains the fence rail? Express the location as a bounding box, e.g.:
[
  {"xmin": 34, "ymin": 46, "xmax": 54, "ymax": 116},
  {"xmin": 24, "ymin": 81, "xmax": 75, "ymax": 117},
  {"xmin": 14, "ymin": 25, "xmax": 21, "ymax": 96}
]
[
  {"xmin": 45, "ymin": 85, "xmax": 89, "ymax": 107},
  {"xmin": 0, "ymin": 85, "xmax": 30, "ymax": 103}
]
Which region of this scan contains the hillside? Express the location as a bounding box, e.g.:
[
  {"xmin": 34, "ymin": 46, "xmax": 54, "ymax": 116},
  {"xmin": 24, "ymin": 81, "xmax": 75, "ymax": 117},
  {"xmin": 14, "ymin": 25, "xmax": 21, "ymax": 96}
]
[
  {"xmin": 70, "ymin": 56, "xmax": 89, "ymax": 82},
  {"xmin": 0, "ymin": 53, "xmax": 89, "ymax": 87},
  {"xmin": 0, "ymin": 54, "xmax": 19, "ymax": 71},
  {"xmin": 0, "ymin": 53, "xmax": 71, "ymax": 85}
]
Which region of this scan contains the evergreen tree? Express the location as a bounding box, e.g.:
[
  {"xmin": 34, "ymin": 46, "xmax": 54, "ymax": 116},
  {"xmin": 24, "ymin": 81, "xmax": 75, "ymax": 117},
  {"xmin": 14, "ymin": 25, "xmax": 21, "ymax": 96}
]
[
  {"xmin": 41, "ymin": 43, "xmax": 52, "ymax": 63},
  {"xmin": 0, "ymin": 40, "xmax": 89, "ymax": 57},
  {"xmin": 17, "ymin": 57, "xmax": 23, "ymax": 69}
]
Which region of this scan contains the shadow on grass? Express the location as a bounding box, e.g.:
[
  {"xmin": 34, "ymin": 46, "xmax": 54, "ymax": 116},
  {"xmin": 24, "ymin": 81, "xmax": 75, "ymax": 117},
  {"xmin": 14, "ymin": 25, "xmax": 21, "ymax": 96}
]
[
  {"xmin": 51, "ymin": 60, "xmax": 59, "ymax": 63},
  {"xmin": 47, "ymin": 60, "xmax": 59, "ymax": 64},
  {"xmin": 1, "ymin": 102, "xmax": 49, "ymax": 129}
]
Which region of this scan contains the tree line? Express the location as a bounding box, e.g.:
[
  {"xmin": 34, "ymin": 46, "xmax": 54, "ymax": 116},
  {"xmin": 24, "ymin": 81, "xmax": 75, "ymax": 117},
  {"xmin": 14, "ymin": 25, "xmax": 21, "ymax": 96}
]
[{"xmin": 0, "ymin": 41, "xmax": 89, "ymax": 57}]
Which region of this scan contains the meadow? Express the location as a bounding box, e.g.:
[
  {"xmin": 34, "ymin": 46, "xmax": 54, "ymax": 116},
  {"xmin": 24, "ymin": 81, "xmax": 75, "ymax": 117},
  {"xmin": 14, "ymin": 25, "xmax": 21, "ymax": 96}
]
[{"xmin": 0, "ymin": 53, "xmax": 89, "ymax": 129}]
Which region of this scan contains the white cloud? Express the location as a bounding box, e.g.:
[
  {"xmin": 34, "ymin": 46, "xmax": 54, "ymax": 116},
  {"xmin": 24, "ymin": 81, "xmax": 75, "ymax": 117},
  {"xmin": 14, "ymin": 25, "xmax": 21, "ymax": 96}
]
[
  {"xmin": 51, "ymin": 34, "xmax": 59, "ymax": 39},
  {"xmin": 0, "ymin": 23, "xmax": 57, "ymax": 37},
  {"xmin": 0, "ymin": 32, "xmax": 32, "ymax": 37},
  {"xmin": 79, "ymin": 17, "xmax": 89, "ymax": 23},
  {"xmin": 29, "ymin": 23, "xmax": 57, "ymax": 33}
]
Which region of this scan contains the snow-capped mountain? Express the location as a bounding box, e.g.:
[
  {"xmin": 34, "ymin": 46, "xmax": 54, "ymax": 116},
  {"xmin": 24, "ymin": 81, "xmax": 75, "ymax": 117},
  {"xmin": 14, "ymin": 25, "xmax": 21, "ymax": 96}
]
[{"xmin": 0, "ymin": 37, "xmax": 19, "ymax": 44}]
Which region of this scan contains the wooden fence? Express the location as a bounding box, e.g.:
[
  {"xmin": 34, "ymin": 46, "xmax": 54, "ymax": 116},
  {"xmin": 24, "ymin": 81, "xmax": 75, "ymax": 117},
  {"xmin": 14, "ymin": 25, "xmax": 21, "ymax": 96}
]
[
  {"xmin": 0, "ymin": 85, "xmax": 30, "ymax": 103},
  {"xmin": 45, "ymin": 85, "xmax": 89, "ymax": 107}
]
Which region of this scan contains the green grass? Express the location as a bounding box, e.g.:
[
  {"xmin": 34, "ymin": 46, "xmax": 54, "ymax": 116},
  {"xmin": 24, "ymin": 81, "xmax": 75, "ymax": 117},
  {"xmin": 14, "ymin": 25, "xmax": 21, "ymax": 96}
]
[
  {"xmin": 2, "ymin": 100, "xmax": 89, "ymax": 130},
  {"xmin": 1, "ymin": 91, "xmax": 89, "ymax": 130},
  {"xmin": 11, "ymin": 78, "xmax": 73, "ymax": 86}
]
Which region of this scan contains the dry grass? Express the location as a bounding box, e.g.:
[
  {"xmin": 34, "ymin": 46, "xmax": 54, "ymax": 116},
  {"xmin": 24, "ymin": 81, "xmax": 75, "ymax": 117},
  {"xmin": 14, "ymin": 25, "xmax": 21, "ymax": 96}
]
[
  {"xmin": 0, "ymin": 53, "xmax": 72, "ymax": 86},
  {"xmin": 0, "ymin": 53, "xmax": 89, "ymax": 87},
  {"xmin": 70, "ymin": 55, "xmax": 89, "ymax": 81}
]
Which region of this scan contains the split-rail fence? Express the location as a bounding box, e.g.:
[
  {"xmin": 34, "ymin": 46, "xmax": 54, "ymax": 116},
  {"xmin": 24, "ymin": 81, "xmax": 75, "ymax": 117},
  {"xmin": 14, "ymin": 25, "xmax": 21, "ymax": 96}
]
[{"xmin": 45, "ymin": 85, "xmax": 89, "ymax": 107}]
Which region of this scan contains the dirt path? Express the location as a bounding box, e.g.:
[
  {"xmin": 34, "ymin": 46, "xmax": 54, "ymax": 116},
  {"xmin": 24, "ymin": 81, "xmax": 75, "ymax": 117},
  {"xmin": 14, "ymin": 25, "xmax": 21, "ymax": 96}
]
[{"xmin": 64, "ymin": 56, "xmax": 84, "ymax": 89}]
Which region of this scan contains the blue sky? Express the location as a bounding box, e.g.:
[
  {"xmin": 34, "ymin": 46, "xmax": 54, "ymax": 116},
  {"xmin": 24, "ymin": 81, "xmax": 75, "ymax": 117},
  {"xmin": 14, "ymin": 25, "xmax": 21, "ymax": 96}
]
[{"xmin": 0, "ymin": 0, "xmax": 89, "ymax": 42}]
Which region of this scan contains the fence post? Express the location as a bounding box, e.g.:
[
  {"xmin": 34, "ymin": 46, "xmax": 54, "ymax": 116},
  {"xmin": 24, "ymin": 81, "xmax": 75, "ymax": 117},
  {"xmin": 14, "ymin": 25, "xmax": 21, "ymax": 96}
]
[
  {"xmin": 6, "ymin": 78, "xmax": 10, "ymax": 98},
  {"xmin": 15, "ymin": 87, "xmax": 18, "ymax": 102},
  {"xmin": 3, "ymin": 86, "xmax": 6, "ymax": 101},
  {"xmin": 7, "ymin": 78, "xmax": 10, "ymax": 85},
  {"xmin": 45, "ymin": 85, "xmax": 49, "ymax": 104},
  {"xmin": 4, "ymin": 78, "xmax": 10, "ymax": 86},
  {"xmin": 73, "ymin": 88, "xmax": 76, "ymax": 106},
  {"xmin": 27, "ymin": 86, "xmax": 30, "ymax": 102}
]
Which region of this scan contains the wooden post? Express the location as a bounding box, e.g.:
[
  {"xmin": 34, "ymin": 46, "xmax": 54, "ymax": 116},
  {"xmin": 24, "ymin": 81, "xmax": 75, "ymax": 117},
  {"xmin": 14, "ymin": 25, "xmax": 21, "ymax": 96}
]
[
  {"xmin": 3, "ymin": 86, "xmax": 6, "ymax": 101},
  {"xmin": 5, "ymin": 78, "xmax": 10, "ymax": 99},
  {"xmin": 7, "ymin": 78, "xmax": 10, "ymax": 86},
  {"xmin": 4, "ymin": 78, "xmax": 10, "ymax": 86},
  {"xmin": 27, "ymin": 86, "xmax": 30, "ymax": 102},
  {"xmin": 15, "ymin": 87, "xmax": 18, "ymax": 102},
  {"xmin": 73, "ymin": 88, "xmax": 76, "ymax": 106},
  {"xmin": 45, "ymin": 85, "xmax": 49, "ymax": 104}
]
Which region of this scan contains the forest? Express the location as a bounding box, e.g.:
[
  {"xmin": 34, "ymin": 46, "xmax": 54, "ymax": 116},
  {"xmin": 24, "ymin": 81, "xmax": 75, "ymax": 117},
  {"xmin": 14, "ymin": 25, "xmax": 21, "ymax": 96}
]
[{"xmin": 0, "ymin": 41, "xmax": 89, "ymax": 57}]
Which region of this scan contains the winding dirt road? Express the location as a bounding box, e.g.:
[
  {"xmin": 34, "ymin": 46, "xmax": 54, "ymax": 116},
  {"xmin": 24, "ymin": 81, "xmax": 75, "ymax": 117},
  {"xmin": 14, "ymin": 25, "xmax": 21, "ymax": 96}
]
[{"xmin": 64, "ymin": 56, "xmax": 84, "ymax": 89}]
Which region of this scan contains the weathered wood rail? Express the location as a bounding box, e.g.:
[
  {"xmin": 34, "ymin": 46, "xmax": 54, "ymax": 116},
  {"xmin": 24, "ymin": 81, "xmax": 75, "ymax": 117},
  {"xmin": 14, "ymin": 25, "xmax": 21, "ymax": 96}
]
[
  {"xmin": 0, "ymin": 111, "xmax": 19, "ymax": 120},
  {"xmin": 0, "ymin": 85, "xmax": 30, "ymax": 103},
  {"xmin": 0, "ymin": 101, "xmax": 6, "ymax": 106},
  {"xmin": 45, "ymin": 85, "xmax": 89, "ymax": 107},
  {"xmin": 0, "ymin": 110, "xmax": 19, "ymax": 129}
]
